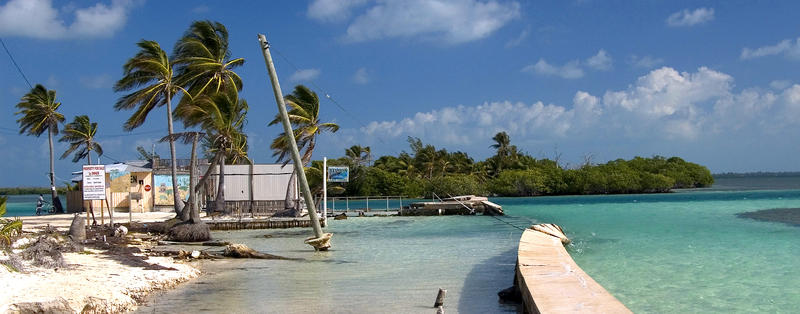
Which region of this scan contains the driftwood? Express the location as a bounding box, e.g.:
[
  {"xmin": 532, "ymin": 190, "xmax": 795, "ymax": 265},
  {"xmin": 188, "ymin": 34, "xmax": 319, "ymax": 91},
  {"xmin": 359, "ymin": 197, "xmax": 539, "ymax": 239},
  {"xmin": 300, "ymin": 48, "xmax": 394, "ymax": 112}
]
[{"xmin": 152, "ymin": 243, "xmax": 300, "ymax": 261}]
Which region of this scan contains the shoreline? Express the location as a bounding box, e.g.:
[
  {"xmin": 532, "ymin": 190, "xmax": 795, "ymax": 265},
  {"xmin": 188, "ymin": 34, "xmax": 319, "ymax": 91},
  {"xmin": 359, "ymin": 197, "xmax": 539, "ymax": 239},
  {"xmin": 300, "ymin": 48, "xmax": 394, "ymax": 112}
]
[{"xmin": 1, "ymin": 212, "xmax": 201, "ymax": 313}]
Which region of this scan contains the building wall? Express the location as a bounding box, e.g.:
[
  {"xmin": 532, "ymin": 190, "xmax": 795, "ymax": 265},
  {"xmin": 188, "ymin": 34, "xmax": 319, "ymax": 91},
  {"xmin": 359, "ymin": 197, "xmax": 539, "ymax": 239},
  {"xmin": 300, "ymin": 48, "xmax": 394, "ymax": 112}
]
[
  {"xmin": 153, "ymin": 174, "xmax": 190, "ymax": 206},
  {"xmin": 210, "ymin": 164, "xmax": 295, "ymax": 201},
  {"xmin": 69, "ymin": 171, "xmax": 154, "ymax": 213}
]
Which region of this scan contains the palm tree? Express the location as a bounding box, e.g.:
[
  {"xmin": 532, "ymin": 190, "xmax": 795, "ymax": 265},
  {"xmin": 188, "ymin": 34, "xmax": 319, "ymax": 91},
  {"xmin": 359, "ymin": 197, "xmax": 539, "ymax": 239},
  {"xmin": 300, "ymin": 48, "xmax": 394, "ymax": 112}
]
[
  {"xmin": 269, "ymin": 85, "xmax": 339, "ymax": 215},
  {"xmin": 160, "ymin": 132, "xmax": 204, "ymax": 223},
  {"xmin": 59, "ymin": 115, "xmax": 102, "ymax": 224},
  {"xmin": 174, "ymin": 20, "xmax": 244, "ymax": 102},
  {"xmin": 15, "ymin": 84, "xmax": 66, "ymax": 213},
  {"xmin": 113, "ymin": 40, "xmax": 185, "ymax": 214},
  {"xmin": 59, "ymin": 115, "xmax": 103, "ymax": 164},
  {"xmin": 175, "ymin": 92, "xmax": 248, "ymax": 215},
  {"xmin": 345, "ymin": 145, "xmax": 371, "ymax": 167},
  {"xmin": 491, "ymin": 131, "xmax": 511, "ymax": 158}
]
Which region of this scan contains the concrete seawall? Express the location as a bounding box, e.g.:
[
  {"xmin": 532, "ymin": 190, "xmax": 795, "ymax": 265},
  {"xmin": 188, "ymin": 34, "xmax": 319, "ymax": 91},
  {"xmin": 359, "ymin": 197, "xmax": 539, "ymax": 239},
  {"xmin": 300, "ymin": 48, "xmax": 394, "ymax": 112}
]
[{"xmin": 515, "ymin": 225, "xmax": 631, "ymax": 313}]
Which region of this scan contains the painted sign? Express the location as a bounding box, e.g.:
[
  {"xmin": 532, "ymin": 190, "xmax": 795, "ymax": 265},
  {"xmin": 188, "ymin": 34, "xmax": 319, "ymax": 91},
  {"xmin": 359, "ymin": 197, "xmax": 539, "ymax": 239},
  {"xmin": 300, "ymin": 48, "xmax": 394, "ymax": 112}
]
[
  {"xmin": 106, "ymin": 164, "xmax": 131, "ymax": 193},
  {"xmin": 153, "ymin": 174, "xmax": 190, "ymax": 205},
  {"xmin": 82, "ymin": 165, "xmax": 106, "ymax": 200},
  {"xmin": 327, "ymin": 166, "xmax": 350, "ymax": 182}
]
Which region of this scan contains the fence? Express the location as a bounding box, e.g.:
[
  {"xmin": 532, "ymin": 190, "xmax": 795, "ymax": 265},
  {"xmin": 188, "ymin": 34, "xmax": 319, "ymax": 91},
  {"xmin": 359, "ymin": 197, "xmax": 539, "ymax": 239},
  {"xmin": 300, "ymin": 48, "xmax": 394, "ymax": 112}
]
[{"xmin": 327, "ymin": 196, "xmax": 415, "ymax": 212}]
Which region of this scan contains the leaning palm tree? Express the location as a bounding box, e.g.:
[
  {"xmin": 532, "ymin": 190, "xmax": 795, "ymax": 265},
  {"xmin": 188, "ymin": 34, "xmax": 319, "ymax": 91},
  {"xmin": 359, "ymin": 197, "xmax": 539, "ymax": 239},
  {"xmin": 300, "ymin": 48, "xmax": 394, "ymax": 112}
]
[
  {"xmin": 269, "ymin": 85, "xmax": 339, "ymax": 215},
  {"xmin": 113, "ymin": 40, "xmax": 186, "ymax": 214},
  {"xmin": 174, "ymin": 20, "xmax": 244, "ymax": 102},
  {"xmin": 15, "ymin": 84, "xmax": 66, "ymax": 213},
  {"xmin": 59, "ymin": 115, "xmax": 103, "ymax": 164},
  {"xmin": 176, "ymin": 92, "xmax": 248, "ymax": 215}
]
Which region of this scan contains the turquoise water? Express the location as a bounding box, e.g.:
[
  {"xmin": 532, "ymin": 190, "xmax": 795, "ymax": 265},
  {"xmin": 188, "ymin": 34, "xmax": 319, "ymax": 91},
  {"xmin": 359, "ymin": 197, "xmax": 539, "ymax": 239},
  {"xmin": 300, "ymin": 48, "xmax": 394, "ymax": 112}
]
[
  {"xmin": 2, "ymin": 194, "xmax": 41, "ymax": 217},
  {"xmin": 129, "ymin": 179, "xmax": 800, "ymax": 313}
]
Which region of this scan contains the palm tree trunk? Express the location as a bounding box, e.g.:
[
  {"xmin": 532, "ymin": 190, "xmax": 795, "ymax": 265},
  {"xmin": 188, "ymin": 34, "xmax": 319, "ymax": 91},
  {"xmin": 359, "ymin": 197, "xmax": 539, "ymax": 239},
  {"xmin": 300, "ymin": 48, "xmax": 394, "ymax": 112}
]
[
  {"xmin": 48, "ymin": 128, "xmax": 64, "ymax": 213},
  {"xmin": 248, "ymin": 158, "xmax": 254, "ymax": 216},
  {"xmin": 284, "ymin": 170, "xmax": 297, "ymax": 211},
  {"xmin": 166, "ymin": 93, "xmax": 182, "ymax": 215},
  {"xmin": 194, "ymin": 152, "xmax": 220, "ymax": 215},
  {"xmin": 216, "ymin": 159, "xmax": 226, "ymax": 214},
  {"xmin": 184, "ymin": 134, "xmax": 198, "ymax": 222}
]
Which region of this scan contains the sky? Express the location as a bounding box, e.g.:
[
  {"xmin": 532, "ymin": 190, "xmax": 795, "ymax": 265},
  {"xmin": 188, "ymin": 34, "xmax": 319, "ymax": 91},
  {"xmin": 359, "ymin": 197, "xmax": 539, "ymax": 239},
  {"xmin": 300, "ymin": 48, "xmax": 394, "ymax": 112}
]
[{"xmin": 1, "ymin": 0, "xmax": 800, "ymax": 187}]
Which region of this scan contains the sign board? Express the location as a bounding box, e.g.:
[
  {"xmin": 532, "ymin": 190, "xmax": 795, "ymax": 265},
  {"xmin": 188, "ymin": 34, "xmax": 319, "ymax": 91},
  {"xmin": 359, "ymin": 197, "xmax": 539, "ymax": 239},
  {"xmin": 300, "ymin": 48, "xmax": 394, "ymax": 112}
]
[
  {"xmin": 106, "ymin": 164, "xmax": 131, "ymax": 193},
  {"xmin": 82, "ymin": 165, "xmax": 106, "ymax": 200},
  {"xmin": 144, "ymin": 184, "xmax": 151, "ymax": 192},
  {"xmin": 327, "ymin": 166, "xmax": 350, "ymax": 182}
]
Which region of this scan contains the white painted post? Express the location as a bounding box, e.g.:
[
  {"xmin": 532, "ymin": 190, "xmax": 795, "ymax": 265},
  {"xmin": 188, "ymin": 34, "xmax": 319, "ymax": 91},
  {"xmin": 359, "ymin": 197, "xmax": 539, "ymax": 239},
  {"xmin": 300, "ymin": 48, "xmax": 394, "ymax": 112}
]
[
  {"xmin": 323, "ymin": 157, "xmax": 327, "ymax": 225},
  {"xmin": 366, "ymin": 196, "xmax": 369, "ymax": 212},
  {"xmin": 386, "ymin": 196, "xmax": 389, "ymax": 211}
]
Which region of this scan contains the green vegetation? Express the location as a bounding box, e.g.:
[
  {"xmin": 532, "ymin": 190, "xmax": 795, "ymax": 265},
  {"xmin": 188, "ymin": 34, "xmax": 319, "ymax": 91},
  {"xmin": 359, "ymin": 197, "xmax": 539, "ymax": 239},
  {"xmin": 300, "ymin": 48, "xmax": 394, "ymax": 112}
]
[
  {"xmin": 270, "ymin": 85, "xmax": 340, "ymax": 214},
  {"xmin": 312, "ymin": 133, "xmax": 713, "ymax": 198},
  {"xmin": 59, "ymin": 115, "xmax": 103, "ymax": 164},
  {"xmin": 1, "ymin": 196, "xmax": 23, "ymax": 246}
]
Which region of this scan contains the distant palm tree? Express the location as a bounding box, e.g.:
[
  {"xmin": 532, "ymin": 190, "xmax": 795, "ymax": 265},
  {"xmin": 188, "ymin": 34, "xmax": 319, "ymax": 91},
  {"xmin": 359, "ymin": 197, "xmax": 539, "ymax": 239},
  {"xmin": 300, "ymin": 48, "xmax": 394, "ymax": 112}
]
[
  {"xmin": 114, "ymin": 40, "xmax": 185, "ymax": 214},
  {"xmin": 15, "ymin": 84, "xmax": 66, "ymax": 213},
  {"xmin": 270, "ymin": 85, "xmax": 339, "ymax": 214},
  {"xmin": 174, "ymin": 20, "xmax": 244, "ymax": 102},
  {"xmin": 59, "ymin": 115, "xmax": 103, "ymax": 164},
  {"xmin": 491, "ymin": 131, "xmax": 511, "ymax": 158},
  {"xmin": 176, "ymin": 92, "xmax": 248, "ymax": 214},
  {"xmin": 345, "ymin": 145, "xmax": 371, "ymax": 167}
]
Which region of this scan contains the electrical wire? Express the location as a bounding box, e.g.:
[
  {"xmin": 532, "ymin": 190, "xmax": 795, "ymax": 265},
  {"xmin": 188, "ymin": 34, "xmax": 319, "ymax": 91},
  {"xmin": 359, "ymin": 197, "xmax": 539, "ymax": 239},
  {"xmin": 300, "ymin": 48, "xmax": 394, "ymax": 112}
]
[
  {"xmin": 0, "ymin": 37, "xmax": 33, "ymax": 89},
  {"xmin": 271, "ymin": 46, "xmax": 388, "ymax": 146}
]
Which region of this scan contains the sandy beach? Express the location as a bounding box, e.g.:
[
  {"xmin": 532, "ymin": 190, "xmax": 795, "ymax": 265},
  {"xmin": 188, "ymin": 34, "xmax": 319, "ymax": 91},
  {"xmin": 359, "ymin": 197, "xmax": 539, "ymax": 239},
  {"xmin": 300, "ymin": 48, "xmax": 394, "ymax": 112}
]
[{"xmin": 1, "ymin": 212, "xmax": 200, "ymax": 313}]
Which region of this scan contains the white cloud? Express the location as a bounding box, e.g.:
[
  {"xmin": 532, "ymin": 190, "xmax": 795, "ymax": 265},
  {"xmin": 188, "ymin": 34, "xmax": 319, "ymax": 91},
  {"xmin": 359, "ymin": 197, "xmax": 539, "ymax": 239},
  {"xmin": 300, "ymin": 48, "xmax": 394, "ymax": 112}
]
[
  {"xmin": 0, "ymin": 0, "xmax": 134, "ymax": 39},
  {"xmin": 522, "ymin": 58, "xmax": 584, "ymax": 79},
  {"xmin": 307, "ymin": 0, "xmax": 368, "ymax": 22},
  {"xmin": 289, "ymin": 69, "xmax": 321, "ymax": 82},
  {"xmin": 45, "ymin": 75, "xmax": 59, "ymax": 87},
  {"xmin": 741, "ymin": 37, "xmax": 800, "ymax": 60},
  {"xmin": 80, "ymin": 74, "xmax": 113, "ymax": 89},
  {"xmin": 353, "ymin": 67, "xmax": 370, "ymax": 84},
  {"xmin": 505, "ymin": 27, "xmax": 529, "ymax": 48},
  {"xmin": 354, "ymin": 66, "xmax": 800, "ymax": 149},
  {"xmin": 191, "ymin": 5, "xmax": 209, "ymax": 14},
  {"xmin": 340, "ymin": 0, "xmax": 520, "ymax": 44},
  {"xmin": 666, "ymin": 7, "xmax": 714, "ymax": 27},
  {"xmin": 770, "ymin": 80, "xmax": 791, "ymax": 90},
  {"xmin": 586, "ymin": 49, "xmax": 612, "ymax": 71},
  {"xmin": 628, "ymin": 55, "xmax": 664, "ymax": 68}
]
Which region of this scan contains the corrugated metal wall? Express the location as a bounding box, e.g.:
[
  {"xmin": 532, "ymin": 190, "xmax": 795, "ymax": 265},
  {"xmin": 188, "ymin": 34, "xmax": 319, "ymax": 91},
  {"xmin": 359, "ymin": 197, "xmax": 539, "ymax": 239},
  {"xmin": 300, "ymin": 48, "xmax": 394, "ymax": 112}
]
[{"xmin": 209, "ymin": 164, "xmax": 295, "ymax": 201}]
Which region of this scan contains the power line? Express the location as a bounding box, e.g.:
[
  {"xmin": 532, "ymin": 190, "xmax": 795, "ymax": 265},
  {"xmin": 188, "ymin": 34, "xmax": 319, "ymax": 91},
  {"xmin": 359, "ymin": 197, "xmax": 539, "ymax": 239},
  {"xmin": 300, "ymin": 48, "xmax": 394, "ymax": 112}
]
[
  {"xmin": 0, "ymin": 37, "xmax": 33, "ymax": 89},
  {"xmin": 271, "ymin": 46, "xmax": 388, "ymax": 146}
]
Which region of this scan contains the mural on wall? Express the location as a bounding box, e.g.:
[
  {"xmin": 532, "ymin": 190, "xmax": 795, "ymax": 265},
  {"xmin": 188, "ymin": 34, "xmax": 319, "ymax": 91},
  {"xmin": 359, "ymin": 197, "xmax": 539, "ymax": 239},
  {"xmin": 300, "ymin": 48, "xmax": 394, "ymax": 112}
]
[
  {"xmin": 153, "ymin": 174, "xmax": 190, "ymax": 205},
  {"xmin": 106, "ymin": 164, "xmax": 131, "ymax": 193}
]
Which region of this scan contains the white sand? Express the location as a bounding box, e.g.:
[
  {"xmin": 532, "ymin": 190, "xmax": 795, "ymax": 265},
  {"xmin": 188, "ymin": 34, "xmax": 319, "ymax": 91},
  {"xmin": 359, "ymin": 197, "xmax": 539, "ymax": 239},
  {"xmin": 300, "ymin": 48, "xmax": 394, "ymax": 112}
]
[
  {"xmin": 20, "ymin": 212, "xmax": 176, "ymax": 232},
  {"xmin": 2, "ymin": 212, "xmax": 200, "ymax": 313},
  {"xmin": 0, "ymin": 249, "xmax": 199, "ymax": 313}
]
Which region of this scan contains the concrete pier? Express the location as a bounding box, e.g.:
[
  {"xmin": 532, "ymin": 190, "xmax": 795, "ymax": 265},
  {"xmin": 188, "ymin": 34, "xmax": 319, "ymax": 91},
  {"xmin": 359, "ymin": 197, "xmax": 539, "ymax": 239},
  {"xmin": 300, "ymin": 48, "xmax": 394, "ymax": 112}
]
[{"xmin": 516, "ymin": 224, "xmax": 631, "ymax": 313}]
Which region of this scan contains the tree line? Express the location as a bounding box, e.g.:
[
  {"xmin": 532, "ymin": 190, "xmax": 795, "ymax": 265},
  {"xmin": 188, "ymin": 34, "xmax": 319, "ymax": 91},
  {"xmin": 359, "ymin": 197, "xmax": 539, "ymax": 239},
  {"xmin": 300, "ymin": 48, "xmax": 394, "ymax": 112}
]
[{"xmin": 317, "ymin": 133, "xmax": 714, "ymax": 198}]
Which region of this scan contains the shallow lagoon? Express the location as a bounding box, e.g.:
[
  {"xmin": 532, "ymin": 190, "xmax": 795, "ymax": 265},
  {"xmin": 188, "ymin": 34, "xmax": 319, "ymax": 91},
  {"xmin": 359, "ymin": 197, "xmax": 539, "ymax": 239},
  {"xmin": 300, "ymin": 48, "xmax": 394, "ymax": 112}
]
[{"xmin": 137, "ymin": 185, "xmax": 800, "ymax": 313}]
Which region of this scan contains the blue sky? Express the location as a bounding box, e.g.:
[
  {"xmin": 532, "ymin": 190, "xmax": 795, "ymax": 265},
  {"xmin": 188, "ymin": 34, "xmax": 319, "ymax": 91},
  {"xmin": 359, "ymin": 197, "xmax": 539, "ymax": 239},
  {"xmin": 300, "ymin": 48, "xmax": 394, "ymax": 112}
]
[{"xmin": 1, "ymin": 0, "xmax": 800, "ymax": 187}]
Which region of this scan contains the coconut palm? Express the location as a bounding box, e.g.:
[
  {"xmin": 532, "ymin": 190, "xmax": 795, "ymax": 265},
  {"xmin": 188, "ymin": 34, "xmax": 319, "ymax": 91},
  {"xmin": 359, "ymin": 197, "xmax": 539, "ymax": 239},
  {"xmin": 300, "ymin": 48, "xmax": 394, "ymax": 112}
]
[
  {"xmin": 59, "ymin": 115, "xmax": 103, "ymax": 164},
  {"xmin": 269, "ymin": 85, "xmax": 339, "ymax": 215},
  {"xmin": 345, "ymin": 145, "xmax": 371, "ymax": 167},
  {"xmin": 491, "ymin": 131, "xmax": 511, "ymax": 158},
  {"xmin": 174, "ymin": 20, "xmax": 244, "ymax": 102},
  {"xmin": 176, "ymin": 92, "xmax": 248, "ymax": 215},
  {"xmin": 160, "ymin": 132, "xmax": 204, "ymax": 223},
  {"xmin": 15, "ymin": 84, "xmax": 66, "ymax": 213},
  {"xmin": 113, "ymin": 40, "xmax": 185, "ymax": 214}
]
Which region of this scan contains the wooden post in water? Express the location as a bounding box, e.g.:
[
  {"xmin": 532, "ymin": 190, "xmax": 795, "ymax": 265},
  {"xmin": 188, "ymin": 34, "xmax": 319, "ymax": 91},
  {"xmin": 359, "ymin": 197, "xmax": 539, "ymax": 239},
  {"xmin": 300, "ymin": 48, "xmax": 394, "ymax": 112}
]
[
  {"xmin": 434, "ymin": 288, "xmax": 447, "ymax": 307},
  {"xmin": 258, "ymin": 34, "xmax": 329, "ymax": 250}
]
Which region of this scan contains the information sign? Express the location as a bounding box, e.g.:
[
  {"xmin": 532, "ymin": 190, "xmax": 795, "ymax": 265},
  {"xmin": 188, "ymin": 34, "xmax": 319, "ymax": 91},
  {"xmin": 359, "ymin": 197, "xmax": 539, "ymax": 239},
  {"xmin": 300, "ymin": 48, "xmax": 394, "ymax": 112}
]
[{"xmin": 82, "ymin": 165, "xmax": 106, "ymax": 200}]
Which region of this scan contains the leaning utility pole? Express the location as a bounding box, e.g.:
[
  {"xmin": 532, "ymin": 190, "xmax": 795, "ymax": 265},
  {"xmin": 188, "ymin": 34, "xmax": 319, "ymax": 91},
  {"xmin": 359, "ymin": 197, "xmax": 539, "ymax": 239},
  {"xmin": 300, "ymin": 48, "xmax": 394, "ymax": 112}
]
[{"xmin": 257, "ymin": 34, "xmax": 331, "ymax": 250}]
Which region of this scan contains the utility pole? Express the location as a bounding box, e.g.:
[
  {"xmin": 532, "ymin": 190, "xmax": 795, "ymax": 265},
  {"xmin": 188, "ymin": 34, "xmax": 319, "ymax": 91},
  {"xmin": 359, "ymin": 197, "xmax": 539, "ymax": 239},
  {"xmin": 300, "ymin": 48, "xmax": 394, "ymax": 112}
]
[{"xmin": 257, "ymin": 34, "xmax": 331, "ymax": 250}]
